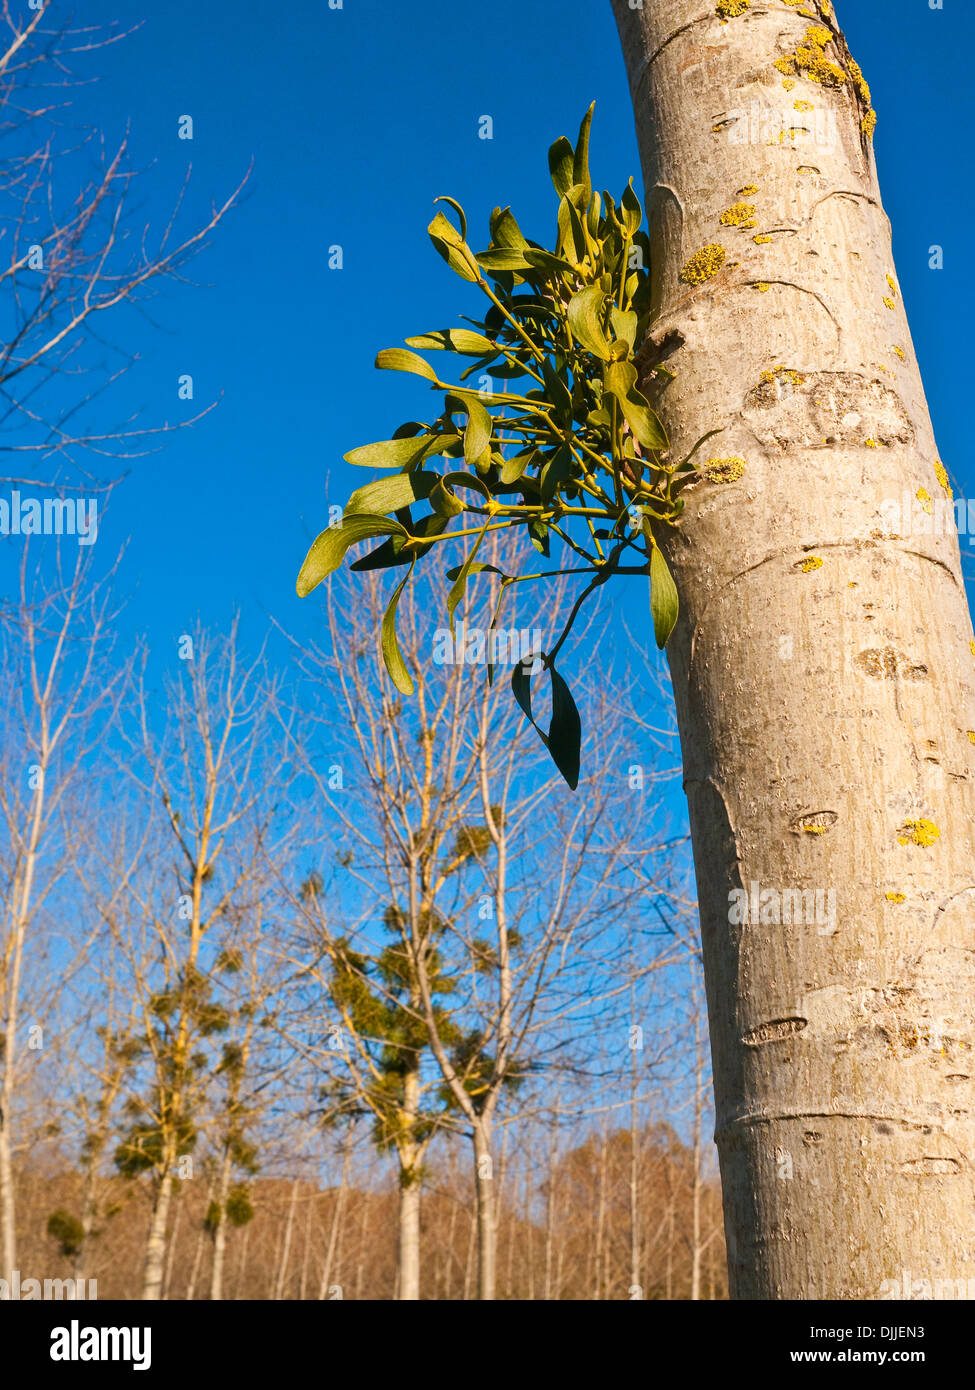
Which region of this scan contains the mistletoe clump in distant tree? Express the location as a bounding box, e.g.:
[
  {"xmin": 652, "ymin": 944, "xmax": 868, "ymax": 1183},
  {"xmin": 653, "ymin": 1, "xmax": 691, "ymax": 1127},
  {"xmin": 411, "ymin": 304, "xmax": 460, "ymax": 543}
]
[{"xmin": 297, "ymin": 106, "xmax": 718, "ymax": 787}]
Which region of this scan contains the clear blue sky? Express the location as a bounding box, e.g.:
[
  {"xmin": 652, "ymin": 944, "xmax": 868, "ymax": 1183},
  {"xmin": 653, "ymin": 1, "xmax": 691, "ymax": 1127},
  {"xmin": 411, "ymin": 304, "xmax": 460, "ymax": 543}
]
[{"xmin": 10, "ymin": 0, "xmax": 975, "ymax": 657}]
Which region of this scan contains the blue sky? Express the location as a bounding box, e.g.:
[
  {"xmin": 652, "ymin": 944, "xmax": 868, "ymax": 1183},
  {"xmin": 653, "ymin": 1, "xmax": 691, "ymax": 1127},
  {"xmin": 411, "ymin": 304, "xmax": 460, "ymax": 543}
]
[{"xmin": 4, "ymin": 0, "xmax": 974, "ymax": 664}]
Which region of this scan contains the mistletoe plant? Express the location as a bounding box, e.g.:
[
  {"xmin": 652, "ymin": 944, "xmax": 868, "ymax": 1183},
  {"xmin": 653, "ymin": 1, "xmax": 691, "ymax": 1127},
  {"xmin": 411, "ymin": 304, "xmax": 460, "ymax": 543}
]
[{"xmin": 297, "ymin": 106, "xmax": 718, "ymax": 788}]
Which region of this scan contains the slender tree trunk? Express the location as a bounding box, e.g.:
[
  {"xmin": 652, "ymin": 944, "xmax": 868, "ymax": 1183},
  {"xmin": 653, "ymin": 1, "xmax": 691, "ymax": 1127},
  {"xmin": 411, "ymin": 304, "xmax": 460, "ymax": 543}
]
[
  {"xmin": 209, "ymin": 1148, "xmax": 233, "ymax": 1301},
  {"xmin": 613, "ymin": 0, "xmax": 975, "ymax": 1298},
  {"xmin": 319, "ymin": 1130, "xmax": 353, "ymax": 1300},
  {"xmin": 184, "ymin": 1179, "xmax": 213, "ymax": 1301},
  {"xmin": 0, "ymin": 1097, "xmax": 16, "ymax": 1286},
  {"xmin": 142, "ymin": 1168, "xmax": 174, "ymax": 1300},
  {"xmin": 273, "ymin": 1178, "xmax": 300, "ymax": 1300},
  {"xmin": 472, "ymin": 1120, "xmax": 497, "ymax": 1300}
]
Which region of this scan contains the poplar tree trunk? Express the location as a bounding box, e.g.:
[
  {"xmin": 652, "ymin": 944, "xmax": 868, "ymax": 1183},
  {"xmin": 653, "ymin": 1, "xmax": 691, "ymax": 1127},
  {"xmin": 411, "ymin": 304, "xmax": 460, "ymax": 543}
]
[
  {"xmin": 143, "ymin": 1169, "xmax": 174, "ymax": 1300},
  {"xmin": 473, "ymin": 1121, "xmax": 497, "ymax": 1301},
  {"xmin": 613, "ymin": 0, "xmax": 975, "ymax": 1299}
]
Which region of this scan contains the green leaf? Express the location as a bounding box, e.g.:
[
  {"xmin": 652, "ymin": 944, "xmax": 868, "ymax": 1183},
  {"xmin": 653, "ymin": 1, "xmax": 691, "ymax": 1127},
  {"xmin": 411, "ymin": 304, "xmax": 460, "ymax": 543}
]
[
  {"xmin": 375, "ymin": 348, "xmax": 439, "ymax": 382},
  {"xmin": 499, "ymin": 449, "xmax": 535, "ymax": 485},
  {"xmin": 433, "ymin": 195, "xmax": 468, "ymax": 242},
  {"xmin": 405, "ymin": 329, "xmax": 497, "ymax": 355},
  {"xmin": 475, "ymin": 248, "xmax": 534, "ymax": 273},
  {"xmin": 573, "ymin": 103, "xmax": 595, "ymax": 202},
  {"xmin": 381, "ymin": 562, "xmax": 417, "ymax": 694},
  {"xmin": 429, "ymin": 470, "xmax": 491, "ymax": 518},
  {"xmin": 649, "ymin": 541, "xmax": 679, "ymax": 649},
  {"xmin": 489, "ymin": 206, "xmax": 529, "ymax": 250},
  {"xmin": 539, "ymin": 443, "xmax": 573, "ymax": 506},
  {"xmin": 428, "ymin": 210, "xmax": 479, "ymax": 282},
  {"xmin": 444, "ymin": 561, "xmax": 508, "ymax": 581},
  {"xmin": 548, "ymin": 669, "xmax": 582, "ymax": 790},
  {"xmin": 462, "ymin": 397, "xmax": 493, "ymax": 469},
  {"xmin": 446, "ymin": 520, "xmax": 491, "ymax": 635},
  {"xmin": 567, "ymin": 285, "xmax": 612, "ymax": 360},
  {"xmin": 429, "ymin": 477, "xmax": 465, "ymax": 518},
  {"xmin": 345, "ymin": 472, "xmax": 430, "ymax": 517},
  {"xmin": 621, "ymin": 390, "xmax": 668, "ymax": 451},
  {"xmin": 548, "ymin": 136, "xmax": 575, "ymax": 197},
  {"xmin": 297, "ymin": 515, "xmax": 408, "ymax": 597},
  {"xmin": 620, "ymin": 179, "xmax": 643, "ymax": 236},
  {"xmin": 540, "ymin": 359, "xmax": 573, "ymax": 422},
  {"xmin": 523, "ymin": 248, "xmax": 575, "ymax": 277},
  {"xmin": 603, "ymin": 362, "xmax": 668, "ymax": 451},
  {"xmin": 344, "ymin": 435, "xmax": 454, "ymax": 469},
  {"xmin": 609, "ymin": 305, "xmax": 638, "ymax": 354},
  {"xmin": 510, "ymin": 660, "xmax": 581, "ymax": 790},
  {"xmin": 557, "ymin": 195, "xmax": 588, "ymax": 264}
]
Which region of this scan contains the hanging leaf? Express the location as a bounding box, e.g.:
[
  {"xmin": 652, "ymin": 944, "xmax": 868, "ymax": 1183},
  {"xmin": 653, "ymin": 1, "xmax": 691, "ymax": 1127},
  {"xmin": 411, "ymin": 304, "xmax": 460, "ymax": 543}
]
[
  {"xmin": 539, "ymin": 444, "xmax": 573, "ymax": 507},
  {"xmin": 510, "ymin": 659, "xmax": 581, "ymax": 790},
  {"xmin": 567, "ymin": 285, "xmax": 612, "ymax": 360},
  {"xmin": 476, "ymin": 247, "xmax": 533, "ymax": 273},
  {"xmin": 649, "ymin": 540, "xmax": 679, "ymax": 649},
  {"xmin": 405, "ymin": 329, "xmax": 497, "ymax": 355},
  {"xmin": 375, "ymin": 348, "xmax": 439, "ymax": 382},
  {"xmin": 381, "ymin": 562, "xmax": 417, "ymax": 694},
  {"xmin": 446, "ymin": 520, "xmax": 492, "ymax": 634},
  {"xmin": 548, "ymin": 668, "xmax": 582, "ymax": 790},
  {"xmin": 462, "ymin": 397, "xmax": 493, "ymax": 468},
  {"xmin": 428, "ymin": 210, "xmax": 479, "ymax": 282},
  {"xmin": 296, "ymin": 516, "xmax": 408, "ymax": 597},
  {"xmin": 344, "ymin": 436, "xmax": 439, "ymax": 470},
  {"xmin": 345, "ymin": 472, "xmax": 432, "ymax": 517}
]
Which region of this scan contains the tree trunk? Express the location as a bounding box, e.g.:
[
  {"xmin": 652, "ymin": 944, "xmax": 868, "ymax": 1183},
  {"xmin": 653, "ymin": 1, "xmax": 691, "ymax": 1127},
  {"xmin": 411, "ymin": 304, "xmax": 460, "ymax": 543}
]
[
  {"xmin": 398, "ymin": 1175, "xmax": 421, "ymax": 1301},
  {"xmin": 273, "ymin": 1178, "xmax": 300, "ymax": 1300},
  {"xmin": 209, "ymin": 1149, "xmax": 233, "ymax": 1301},
  {"xmin": 472, "ymin": 1121, "xmax": 497, "ymax": 1300},
  {"xmin": 613, "ymin": 0, "xmax": 975, "ymax": 1298},
  {"xmin": 143, "ymin": 1169, "xmax": 174, "ymax": 1300}
]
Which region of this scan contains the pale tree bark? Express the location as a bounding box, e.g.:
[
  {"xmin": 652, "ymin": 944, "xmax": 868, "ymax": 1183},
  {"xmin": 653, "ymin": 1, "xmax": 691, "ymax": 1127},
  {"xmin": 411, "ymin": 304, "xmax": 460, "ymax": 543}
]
[
  {"xmin": 144, "ymin": 1168, "xmax": 175, "ymax": 1302},
  {"xmin": 613, "ymin": 0, "xmax": 975, "ymax": 1298}
]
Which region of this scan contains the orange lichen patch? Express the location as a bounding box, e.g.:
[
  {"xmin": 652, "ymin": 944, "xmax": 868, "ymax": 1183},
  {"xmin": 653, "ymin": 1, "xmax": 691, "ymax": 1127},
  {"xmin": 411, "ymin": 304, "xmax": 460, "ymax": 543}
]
[
  {"xmin": 737, "ymin": 184, "xmax": 759, "ymax": 197},
  {"xmin": 967, "ymin": 731, "xmax": 975, "ymax": 746},
  {"xmin": 756, "ymin": 282, "xmax": 771, "ymax": 293},
  {"xmin": 680, "ymin": 244, "xmax": 727, "ymax": 285},
  {"xmin": 865, "ymin": 439, "xmax": 880, "ymax": 448},
  {"xmin": 886, "ymin": 274, "xmax": 898, "ymax": 297},
  {"xmin": 782, "ymin": 78, "xmax": 796, "ymax": 91},
  {"xmin": 775, "ymin": 25, "xmax": 847, "ymax": 87},
  {"xmin": 716, "ymin": 0, "xmax": 750, "ymax": 17},
  {"xmin": 883, "ymin": 297, "xmax": 896, "ymax": 310},
  {"xmin": 720, "ymin": 201, "xmax": 758, "ymax": 228},
  {"xmin": 862, "ymin": 110, "xmax": 877, "ymax": 139},
  {"xmin": 892, "ymin": 346, "xmax": 906, "ymax": 361},
  {"xmin": 885, "ymin": 892, "xmax": 906, "ymax": 903},
  {"xmin": 705, "ymin": 456, "xmax": 746, "ymax": 483},
  {"xmin": 798, "ymin": 556, "xmax": 823, "ymax": 573},
  {"xmin": 794, "ymin": 100, "xmax": 815, "ymax": 111},
  {"xmin": 760, "ymin": 365, "xmax": 806, "ymax": 388},
  {"xmin": 898, "ymin": 819, "xmax": 940, "ymax": 848},
  {"xmin": 917, "ymin": 487, "xmax": 934, "ymax": 516},
  {"xmin": 934, "ymin": 460, "xmax": 952, "ymax": 496},
  {"xmin": 970, "ymin": 640, "xmax": 975, "ymax": 660},
  {"xmin": 753, "ymin": 234, "xmax": 772, "ymax": 244}
]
